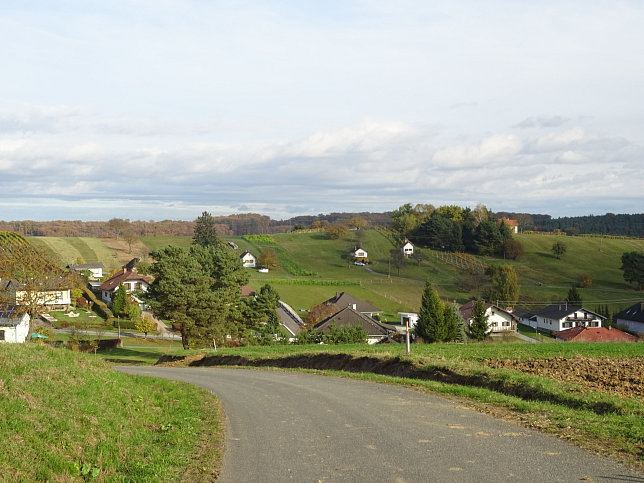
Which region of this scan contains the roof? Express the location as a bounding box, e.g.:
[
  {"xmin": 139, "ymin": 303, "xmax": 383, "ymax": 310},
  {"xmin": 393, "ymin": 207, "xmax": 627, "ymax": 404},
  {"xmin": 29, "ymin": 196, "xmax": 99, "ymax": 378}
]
[
  {"xmin": 615, "ymin": 301, "xmax": 644, "ymax": 323},
  {"xmin": 67, "ymin": 263, "xmax": 104, "ymax": 270},
  {"xmin": 512, "ymin": 308, "xmax": 537, "ymax": 320},
  {"xmin": 552, "ymin": 326, "xmax": 637, "ymax": 342},
  {"xmin": 240, "ymin": 251, "xmax": 255, "ymax": 259},
  {"xmin": 324, "ymin": 292, "xmax": 382, "ymax": 314},
  {"xmin": 536, "ymin": 304, "xmax": 604, "ymax": 320},
  {"xmin": 277, "ymin": 306, "xmax": 302, "ymax": 336},
  {"xmin": 459, "ymin": 300, "xmax": 518, "ymax": 322},
  {"xmin": 314, "ymin": 307, "xmax": 396, "ymax": 337},
  {"xmin": 2, "ymin": 277, "xmax": 72, "ymax": 291},
  {"xmin": 0, "ymin": 306, "xmax": 28, "ymax": 324},
  {"xmin": 240, "ymin": 285, "xmax": 256, "ymax": 297},
  {"xmin": 99, "ymin": 268, "xmax": 152, "ymax": 292}
]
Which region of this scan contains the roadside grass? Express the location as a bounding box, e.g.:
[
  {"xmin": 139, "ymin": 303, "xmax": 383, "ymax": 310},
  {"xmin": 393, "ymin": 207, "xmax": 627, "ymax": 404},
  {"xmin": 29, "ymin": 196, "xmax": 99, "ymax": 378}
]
[{"xmin": 0, "ymin": 344, "xmax": 224, "ymax": 482}]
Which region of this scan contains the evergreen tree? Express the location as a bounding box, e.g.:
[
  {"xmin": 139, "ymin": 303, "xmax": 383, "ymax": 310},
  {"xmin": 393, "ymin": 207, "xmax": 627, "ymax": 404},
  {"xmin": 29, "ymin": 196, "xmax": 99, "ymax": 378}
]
[
  {"xmin": 565, "ymin": 285, "xmax": 582, "ymax": 304},
  {"xmin": 443, "ymin": 303, "xmax": 460, "ymax": 342},
  {"xmin": 111, "ymin": 282, "xmax": 127, "ymax": 315},
  {"xmin": 416, "ymin": 281, "xmax": 447, "ymax": 342},
  {"xmin": 469, "ymin": 300, "xmax": 490, "ymax": 341},
  {"xmin": 552, "ymin": 241, "xmax": 567, "ymax": 259},
  {"xmin": 193, "ymin": 211, "xmax": 218, "ymax": 247}
]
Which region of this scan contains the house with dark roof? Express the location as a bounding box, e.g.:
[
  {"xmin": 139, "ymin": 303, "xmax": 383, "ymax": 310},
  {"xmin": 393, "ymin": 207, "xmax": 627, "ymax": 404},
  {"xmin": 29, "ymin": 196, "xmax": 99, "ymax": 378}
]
[
  {"xmin": 314, "ymin": 306, "xmax": 397, "ymax": 344},
  {"xmin": 99, "ymin": 267, "xmax": 152, "ymax": 306},
  {"xmin": 615, "ymin": 301, "xmax": 644, "ymax": 335},
  {"xmin": 322, "ymin": 292, "xmax": 382, "ymax": 317},
  {"xmin": 459, "ymin": 300, "xmax": 518, "ymax": 333},
  {"xmin": 0, "ymin": 307, "xmax": 30, "ymax": 343},
  {"xmin": 552, "ymin": 326, "xmax": 637, "ymax": 342},
  {"xmin": 533, "ymin": 304, "xmax": 604, "ymax": 333},
  {"xmin": 67, "ymin": 263, "xmax": 104, "ymax": 280}
]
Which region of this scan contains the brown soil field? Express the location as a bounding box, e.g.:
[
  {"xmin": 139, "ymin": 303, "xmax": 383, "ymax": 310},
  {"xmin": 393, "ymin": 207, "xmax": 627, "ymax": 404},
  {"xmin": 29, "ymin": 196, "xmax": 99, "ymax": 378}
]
[
  {"xmin": 157, "ymin": 353, "xmax": 643, "ymax": 399},
  {"xmin": 483, "ymin": 356, "xmax": 643, "ymax": 399}
]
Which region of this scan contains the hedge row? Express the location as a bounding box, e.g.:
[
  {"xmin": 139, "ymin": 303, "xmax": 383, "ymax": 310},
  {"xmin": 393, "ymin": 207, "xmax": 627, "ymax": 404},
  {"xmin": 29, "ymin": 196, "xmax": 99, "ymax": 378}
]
[
  {"xmin": 267, "ymin": 279, "xmax": 360, "ymax": 286},
  {"xmin": 82, "ymin": 286, "xmax": 113, "ymax": 320}
]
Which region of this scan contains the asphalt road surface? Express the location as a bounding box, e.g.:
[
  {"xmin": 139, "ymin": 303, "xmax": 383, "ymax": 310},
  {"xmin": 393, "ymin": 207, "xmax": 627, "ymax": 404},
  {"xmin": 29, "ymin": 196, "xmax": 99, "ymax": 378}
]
[{"xmin": 118, "ymin": 366, "xmax": 643, "ymax": 482}]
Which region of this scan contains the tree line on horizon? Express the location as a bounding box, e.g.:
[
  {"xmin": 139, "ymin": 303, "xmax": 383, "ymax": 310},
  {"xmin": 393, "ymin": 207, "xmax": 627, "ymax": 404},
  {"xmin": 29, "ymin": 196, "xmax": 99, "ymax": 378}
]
[{"xmin": 1, "ymin": 210, "xmax": 644, "ymax": 238}]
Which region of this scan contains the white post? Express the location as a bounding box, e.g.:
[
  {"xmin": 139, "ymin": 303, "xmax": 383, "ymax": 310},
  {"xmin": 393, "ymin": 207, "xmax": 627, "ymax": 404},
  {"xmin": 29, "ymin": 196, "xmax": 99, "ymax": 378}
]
[{"xmin": 405, "ymin": 321, "xmax": 410, "ymax": 354}]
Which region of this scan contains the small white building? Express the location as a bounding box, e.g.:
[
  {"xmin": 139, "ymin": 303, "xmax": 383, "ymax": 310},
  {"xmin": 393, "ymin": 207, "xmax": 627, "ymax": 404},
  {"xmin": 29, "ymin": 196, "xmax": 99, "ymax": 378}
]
[
  {"xmin": 240, "ymin": 251, "xmax": 257, "ymax": 268},
  {"xmin": 67, "ymin": 263, "xmax": 104, "ymax": 280},
  {"xmin": 459, "ymin": 300, "xmax": 518, "ymax": 333},
  {"xmin": 2, "ymin": 279, "xmax": 71, "ymax": 310},
  {"xmin": 398, "ymin": 312, "xmax": 419, "ymax": 328},
  {"xmin": 401, "ymin": 240, "xmax": 414, "ymax": 258},
  {"xmin": 350, "ymin": 247, "xmax": 368, "ymax": 262},
  {"xmin": 0, "ymin": 307, "xmax": 30, "ymax": 343}
]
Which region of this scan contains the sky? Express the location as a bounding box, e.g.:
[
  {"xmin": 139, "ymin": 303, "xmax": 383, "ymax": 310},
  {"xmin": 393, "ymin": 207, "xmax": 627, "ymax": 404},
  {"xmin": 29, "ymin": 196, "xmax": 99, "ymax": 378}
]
[{"xmin": 1, "ymin": 0, "xmax": 643, "ymax": 222}]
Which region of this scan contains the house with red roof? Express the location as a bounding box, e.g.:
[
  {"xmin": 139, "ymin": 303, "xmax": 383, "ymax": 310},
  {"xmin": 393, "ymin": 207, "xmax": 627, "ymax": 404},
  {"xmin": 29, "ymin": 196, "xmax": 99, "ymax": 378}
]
[
  {"xmin": 552, "ymin": 326, "xmax": 637, "ymax": 342},
  {"xmin": 99, "ymin": 263, "xmax": 152, "ymax": 306}
]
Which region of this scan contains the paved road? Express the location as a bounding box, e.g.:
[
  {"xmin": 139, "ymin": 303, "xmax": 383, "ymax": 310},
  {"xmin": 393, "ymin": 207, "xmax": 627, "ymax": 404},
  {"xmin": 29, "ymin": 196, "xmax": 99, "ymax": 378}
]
[{"xmin": 117, "ymin": 366, "xmax": 642, "ymax": 482}]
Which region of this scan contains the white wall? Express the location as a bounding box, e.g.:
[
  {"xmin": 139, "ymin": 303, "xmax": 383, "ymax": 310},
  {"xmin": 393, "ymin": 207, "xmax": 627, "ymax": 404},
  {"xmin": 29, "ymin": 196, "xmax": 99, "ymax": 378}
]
[{"xmin": 0, "ymin": 313, "xmax": 30, "ymax": 343}]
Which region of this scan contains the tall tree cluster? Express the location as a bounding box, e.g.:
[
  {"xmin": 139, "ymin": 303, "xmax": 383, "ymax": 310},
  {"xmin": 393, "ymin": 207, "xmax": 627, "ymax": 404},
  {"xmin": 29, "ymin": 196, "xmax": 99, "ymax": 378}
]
[
  {"xmin": 394, "ymin": 203, "xmax": 514, "ymax": 257},
  {"xmin": 144, "ymin": 244, "xmax": 249, "ymax": 349}
]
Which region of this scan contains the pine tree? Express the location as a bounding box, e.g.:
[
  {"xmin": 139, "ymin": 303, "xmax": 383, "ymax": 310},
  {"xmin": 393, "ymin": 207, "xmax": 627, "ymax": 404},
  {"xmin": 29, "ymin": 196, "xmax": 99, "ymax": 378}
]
[
  {"xmin": 193, "ymin": 211, "xmax": 218, "ymax": 247},
  {"xmin": 443, "ymin": 303, "xmax": 460, "ymax": 342},
  {"xmin": 416, "ymin": 281, "xmax": 447, "ymax": 343},
  {"xmin": 469, "ymin": 300, "xmax": 490, "ymax": 341},
  {"xmin": 565, "ymin": 285, "xmax": 582, "ymax": 304}
]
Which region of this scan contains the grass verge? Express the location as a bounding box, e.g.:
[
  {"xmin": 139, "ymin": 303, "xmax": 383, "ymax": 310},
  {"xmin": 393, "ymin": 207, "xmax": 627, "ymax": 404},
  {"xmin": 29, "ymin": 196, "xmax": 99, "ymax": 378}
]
[{"xmin": 0, "ymin": 344, "xmax": 224, "ymax": 482}]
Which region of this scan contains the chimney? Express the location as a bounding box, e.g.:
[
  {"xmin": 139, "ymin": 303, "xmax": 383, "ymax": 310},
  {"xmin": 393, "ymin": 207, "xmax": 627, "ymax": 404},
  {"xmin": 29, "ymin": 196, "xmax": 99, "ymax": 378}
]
[{"xmin": 352, "ymin": 304, "xmax": 357, "ymax": 310}]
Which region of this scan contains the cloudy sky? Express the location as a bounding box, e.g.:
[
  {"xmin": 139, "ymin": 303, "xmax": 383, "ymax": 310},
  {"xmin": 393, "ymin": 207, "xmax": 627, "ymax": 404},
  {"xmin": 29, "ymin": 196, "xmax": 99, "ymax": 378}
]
[{"xmin": 1, "ymin": 0, "xmax": 643, "ymax": 221}]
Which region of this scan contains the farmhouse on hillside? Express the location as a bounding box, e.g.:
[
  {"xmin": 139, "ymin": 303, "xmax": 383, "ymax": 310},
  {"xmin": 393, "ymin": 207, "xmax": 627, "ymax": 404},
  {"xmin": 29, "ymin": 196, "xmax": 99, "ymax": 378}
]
[
  {"xmin": 0, "ymin": 307, "xmax": 30, "ymax": 343},
  {"xmin": 314, "ymin": 306, "xmax": 397, "ymax": 344},
  {"xmin": 401, "ymin": 240, "xmax": 414, "ymax": 258},
  {"xmin": 350, "ymin": 247, "xmax": 368, "ymax": 263},
  {"xmin": 459, "ymin": 300, "xmax": 518, "ymax": 333},
  {"xmin": 615, "ymin": 301, "xmax": 644, "ymax": 335},
  {"xmin": 99, "ymin": 261, "xmax": 151, "ymax": 307},
  {"xmin": 240, "ymin": 251, "xmax": 257, "ymax": 268}
]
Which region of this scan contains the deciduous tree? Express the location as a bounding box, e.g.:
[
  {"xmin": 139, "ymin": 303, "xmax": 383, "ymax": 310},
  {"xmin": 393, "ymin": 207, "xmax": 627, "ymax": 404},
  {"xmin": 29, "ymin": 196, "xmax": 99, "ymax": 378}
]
[
  {"xmin": 552, "ymin": 241, "xmax": 567, "ymax": 259},
  {"xmin": 483, "ymin": 265, "xmax": 519, "ymax": 306},
  {"xmin": 621, "ymin": 251, "xmax": 644, "ymax": 290},
  {"xmin": 258, "ymin": 248, "xmax": 278, "ymax": 269}
]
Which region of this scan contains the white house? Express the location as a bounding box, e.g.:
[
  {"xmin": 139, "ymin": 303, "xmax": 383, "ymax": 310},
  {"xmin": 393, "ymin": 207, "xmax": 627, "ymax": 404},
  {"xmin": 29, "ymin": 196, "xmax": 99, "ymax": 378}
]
[
  {"xmin": 398, "ymin": 312, "xmax": 419, "ymax": 328},
  {"xmin": 615, "ymin": 302, "xmax": 644, "ymax": 335},
  {"xmin": 350, "ymin": 247, "xmax": 368, "ymax": 262},
  {"xmin": 2, "ymin": 279, "xmax": 71, "ymax": 310},
  {"xmin": 533, "ymin": 304, "xmax": 604, "ymax": 333},
  {"xmin": 67, "ymin": 263, "xmax": 104, "ymax": 280},
  {"xmin": 459, "ymin": 300, "xmax": 518, "ymax": 333},
  {"xmin": 240, "ymin": 251, "xmax": 257, "ymax": 268},
  {"xmin": 99, "ymin": 267, "xmax": 152, "ymax": 306},
  {"xmin": 0, "ymin": 307, "xmax": 30, "ymax": 343},
  {"xmin": 401, "ymin": 240, "xmax": 414, "ymax": 258}
]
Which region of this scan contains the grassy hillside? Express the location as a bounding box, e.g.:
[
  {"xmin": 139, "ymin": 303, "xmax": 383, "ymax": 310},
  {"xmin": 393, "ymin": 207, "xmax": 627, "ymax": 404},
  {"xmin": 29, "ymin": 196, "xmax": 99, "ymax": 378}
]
[
  {"xmin": 0, "ymin": 344, "xmax": 223, "ymax": 481},
  {"xmin": 26, "ymin": 231, "xmax": 644, "ymax": 321}
]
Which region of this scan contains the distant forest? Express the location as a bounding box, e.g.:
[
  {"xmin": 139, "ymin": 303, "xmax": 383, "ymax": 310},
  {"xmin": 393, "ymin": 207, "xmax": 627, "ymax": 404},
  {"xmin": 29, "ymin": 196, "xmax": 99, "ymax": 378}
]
[
  {"xmin": 496, "ymin": 212, "xmax": 644, "ymax": 237},
  {"xmin": 1, "ymin": 211, "xmax": 643, "ymax": 238}
]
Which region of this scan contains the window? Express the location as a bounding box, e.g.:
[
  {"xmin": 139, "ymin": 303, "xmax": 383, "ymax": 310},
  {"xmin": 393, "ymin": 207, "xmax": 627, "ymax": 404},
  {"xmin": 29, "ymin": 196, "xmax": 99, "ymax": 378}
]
[
  {"xmin": 490, "ymin": 321, "xmax": 498, "ymax": 327},
  {"xmin": 0, "ymin": 330, "xmax": 4, "ymax": 340},
  {"xmin": 502, "ymin": 321, "xmax": 510, "ymax": 327}
]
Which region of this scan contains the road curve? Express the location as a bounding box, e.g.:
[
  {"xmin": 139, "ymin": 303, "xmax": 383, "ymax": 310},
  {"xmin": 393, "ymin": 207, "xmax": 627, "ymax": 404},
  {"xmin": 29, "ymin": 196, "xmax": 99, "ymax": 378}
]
[{"xmin": 117, "ymin": 366, "xmax": 641, "ymax": 482}]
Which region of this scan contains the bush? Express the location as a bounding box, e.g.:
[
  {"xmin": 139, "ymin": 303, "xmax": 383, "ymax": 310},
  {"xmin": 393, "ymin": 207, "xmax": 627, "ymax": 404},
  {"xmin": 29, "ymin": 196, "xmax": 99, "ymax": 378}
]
[{"xmin": 578, "ymin": 273, "xmax": 593, "ymax": 288}]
